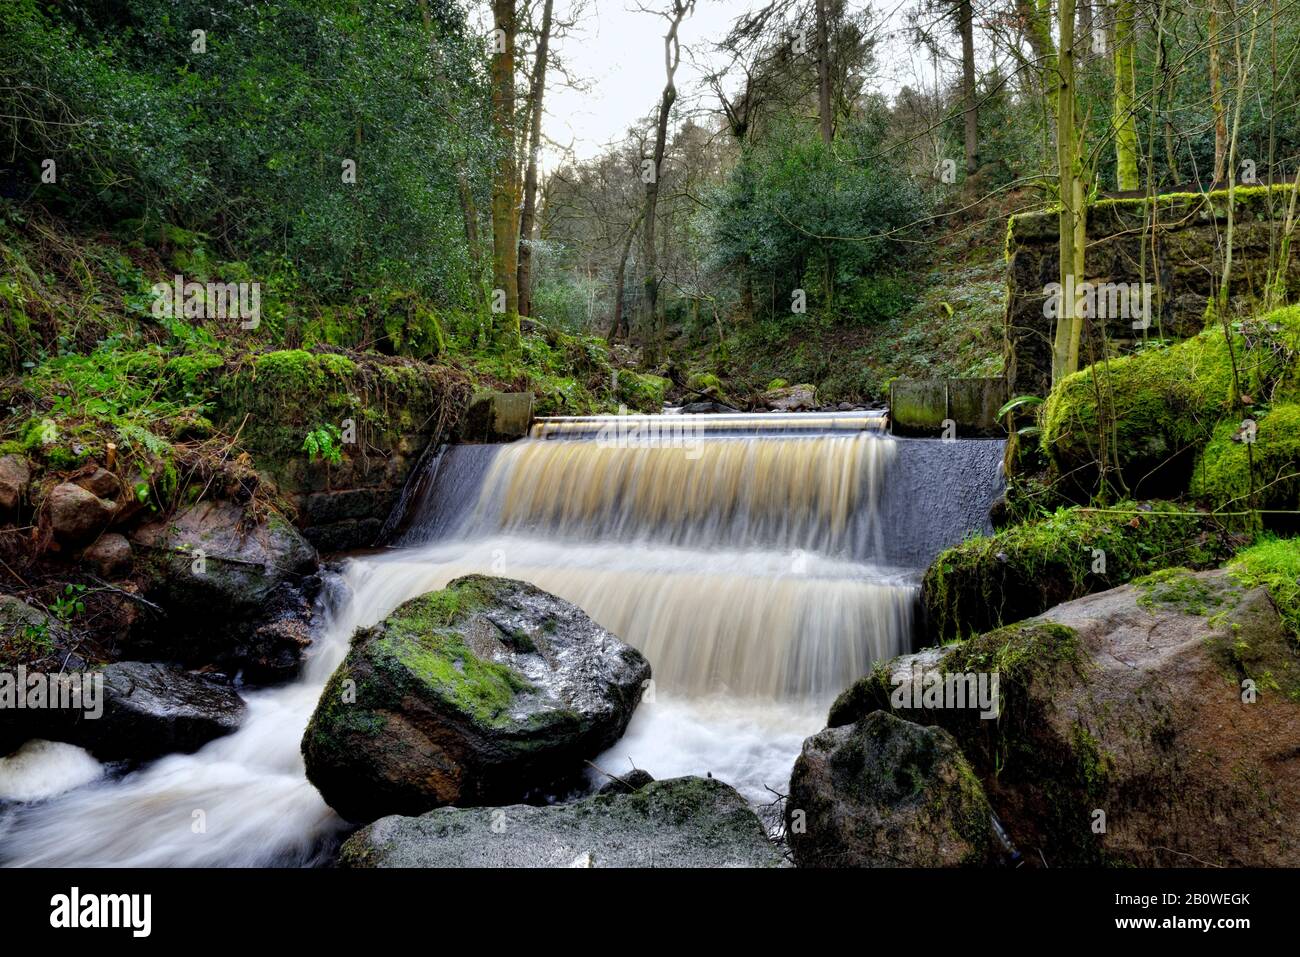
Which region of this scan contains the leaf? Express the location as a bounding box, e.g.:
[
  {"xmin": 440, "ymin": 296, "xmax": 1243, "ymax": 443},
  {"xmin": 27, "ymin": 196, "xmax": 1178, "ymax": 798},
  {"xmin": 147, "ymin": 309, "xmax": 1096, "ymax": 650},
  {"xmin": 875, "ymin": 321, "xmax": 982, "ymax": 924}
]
[{"xmin": 998, "ymin": 395, "xmax": 1045, "ymax": 418}]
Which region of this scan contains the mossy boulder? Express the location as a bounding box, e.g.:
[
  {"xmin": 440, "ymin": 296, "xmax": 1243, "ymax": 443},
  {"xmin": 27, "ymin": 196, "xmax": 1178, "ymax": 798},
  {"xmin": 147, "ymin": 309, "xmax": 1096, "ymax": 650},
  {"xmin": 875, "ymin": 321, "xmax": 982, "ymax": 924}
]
[
  {"xmin": 302, "ymin": 575, "xmax": 651, "ymax": 823},
  {"xmin": 1228, "ymin": 535, "xmax": 1300, "ymax": 639},
  {"xmin": 1041, "ymin": 307, "xmax": 1300, "ymax": 496},
  {"xmin": 338, "ymin": 776, "xmax": 781, "ymax": 868},
  {"xmin": 832, "ymin": 569, "xmax": 1300, "ymax": 866},
  {"xmin": 922, "ymin": 501, "xmax": 1232, "ymax": 641},
  {"xmin": 1191, "ymin": 404, "xmax": 1300, "ymax": 529},
  {"xmin": 786, "ymin": 710, "xmax": 995, "ymax": 868},
  {"xmin": 615, "ymin": 371, "xmax": 670, "ymax": 412}
]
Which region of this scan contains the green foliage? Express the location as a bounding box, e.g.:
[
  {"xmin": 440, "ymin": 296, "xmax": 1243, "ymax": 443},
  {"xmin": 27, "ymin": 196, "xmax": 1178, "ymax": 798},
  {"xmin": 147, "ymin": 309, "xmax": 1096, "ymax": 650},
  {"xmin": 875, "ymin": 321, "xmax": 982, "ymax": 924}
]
[
  {"xmin": 1229, "ymin": 536, "xmax": 1300, "ymax": 640},
  {"xmin": 706, "ymin": 118, "xmax": 930, "ymax": 323},
  {"xmin": 301, "ymin": 424, "xmax": 343, "ymax": 465},
  {"xmin": 1191, "ymin": 405, "xmax": 1300, "ymax": 525},
  {"xmin": 0, "ymin": 0, "xmax": 490, "ymax": 304},
  {"xmin": 1042, "ymin": 307, "xmax": 1300, "ymax": 496},
  {"xmin": 51, "ymin": 584, "xmax": 87, "ymax": 622},
  {"xmin": 923, "ymin": 502, "xmax": 1234, "ymax": 641}
]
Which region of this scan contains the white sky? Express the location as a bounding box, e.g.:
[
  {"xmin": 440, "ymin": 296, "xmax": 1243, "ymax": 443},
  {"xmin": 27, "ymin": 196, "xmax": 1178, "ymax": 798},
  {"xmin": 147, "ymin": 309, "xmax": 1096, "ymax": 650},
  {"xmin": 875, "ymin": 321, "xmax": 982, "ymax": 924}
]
[{"xmin": 470, "ymin": 0, "xmax": 962, "ymax": 166}]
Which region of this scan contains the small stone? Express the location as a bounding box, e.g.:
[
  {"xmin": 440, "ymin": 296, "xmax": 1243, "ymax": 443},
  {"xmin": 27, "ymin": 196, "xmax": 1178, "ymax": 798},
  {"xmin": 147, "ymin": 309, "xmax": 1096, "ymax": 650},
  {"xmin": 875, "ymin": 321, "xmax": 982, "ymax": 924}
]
[{"xmin": 81, "ymin": 533, "xmax": 132, "ymax": 579}]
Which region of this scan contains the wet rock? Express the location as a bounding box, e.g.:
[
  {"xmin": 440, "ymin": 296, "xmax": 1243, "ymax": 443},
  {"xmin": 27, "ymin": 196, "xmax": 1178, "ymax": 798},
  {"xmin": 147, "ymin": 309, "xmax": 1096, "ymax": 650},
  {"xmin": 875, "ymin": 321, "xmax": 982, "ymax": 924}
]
[
  {"xmin": 49, "ymin": 483, "xmax": 115, "ymax": 545},
  {"xmin": 81, "ymin": 533, "xmax": 132, "ymax": 580},
  {"xmin": 831, "ymin": 568, "xmax": 1300, "ymax": 867},
  {"xmin": 338, "ymin": 776, "xmax": 782, "ymax": 868},
  {"xmin": 0, "ymin": 662, "xmax": 245, "ymax": 761},
  {"xmin": 129, "ymin": 500, "xmax": 318, "ymax": 675},
  {"xmin": 303, "ymin": 575, "xmax": 651, "ymax": 822},
  {"xmin": 760, "ymin": 384, "xmax": 816, "ymax": 412},
  {"xmin": 0, "ymin": 455, "xmax": 30, "ymax": 513},
  {"xmin": 787, "ymin": 710, "xmax": 994, "ymax": 867},
  {"xmin": 596, "ymin": 767, "xmax": 655, "ymax": 795},
  {"xmin": 132, "ymin": 500, "xmax": 316, "ymax": 612}
]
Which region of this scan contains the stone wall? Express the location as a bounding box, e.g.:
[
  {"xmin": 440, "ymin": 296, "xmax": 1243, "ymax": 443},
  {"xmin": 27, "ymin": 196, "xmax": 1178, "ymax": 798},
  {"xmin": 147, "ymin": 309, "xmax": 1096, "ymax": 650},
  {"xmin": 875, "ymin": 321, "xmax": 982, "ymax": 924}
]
[
  {"xmin": 217, "ymin": 351, "xmax": 473, "ymax": 553},
  {"xmin": 1005, "ymin": 184, "xmax": 1300, "ymax": 399}
]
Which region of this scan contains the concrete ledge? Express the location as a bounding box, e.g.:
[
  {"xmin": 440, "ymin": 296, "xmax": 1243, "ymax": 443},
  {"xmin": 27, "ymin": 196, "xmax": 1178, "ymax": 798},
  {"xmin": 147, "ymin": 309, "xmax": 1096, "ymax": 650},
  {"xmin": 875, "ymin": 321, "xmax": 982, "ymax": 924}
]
[
  {"xmin": 891, "ymin": 378, "xmax": 1007, "ymax": 438},
  {"xmin": 459, "ymin": 391, "xmax": 534, "ymax": 443}
]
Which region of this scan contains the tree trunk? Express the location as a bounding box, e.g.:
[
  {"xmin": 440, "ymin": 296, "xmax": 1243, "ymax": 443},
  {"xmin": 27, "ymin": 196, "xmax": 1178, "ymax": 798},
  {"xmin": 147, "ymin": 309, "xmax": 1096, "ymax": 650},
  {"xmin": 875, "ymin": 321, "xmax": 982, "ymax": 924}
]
[
  {"xmin": 609, "ymin": 205, "xmax": 647, "ymax": 342},
  {"xmin": 958, "ymin": 0, "xmax": 978, "ymax": 174},
  {"xmin": 815, "ymin": 0, "xmax": 834, "ymax": 145},
  {"xmin": 491, "ymin": 0, "xmax": 520, "ymax": 344},
  {"xmin": 1112, "ymin": 0, "xmax": 1140, "ymax": 190},
  {"xmin": 517, "ymin": 0, "xmax": 554, "ymax": 319},
  {"xmin": 642, "ymin": 1, "xmax": 691, "ymax": 360},
  {"xmin": 1209, "ymin": 0, "xmax": 1227, "ymax": 184},
  {"xmin": 1052, "ymin": 0, "xmax": 1088, "ymax": 382}
]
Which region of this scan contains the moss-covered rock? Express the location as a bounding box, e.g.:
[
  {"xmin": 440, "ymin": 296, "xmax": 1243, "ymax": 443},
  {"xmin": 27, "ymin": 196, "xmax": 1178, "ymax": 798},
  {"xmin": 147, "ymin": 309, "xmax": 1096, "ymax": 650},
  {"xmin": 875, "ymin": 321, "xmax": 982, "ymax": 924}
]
[
  {"xmin": 1191, "ymin": 404, "xmax": 1300, "ymax": 528},
  {"xmin": 786, "ymin": 710, "xmax": 995, "ymax": 867},
  {"xmin": 302, "ymin": 575, "xmax": 651, "ymax": 823},
  {"xmin": 831, "ymin": 569, "xmax": 1300, "ymax": 866},
  {"xmin": 1228, "ymin": 535, "xmax": 1300, "ymax": 639},
  {"xmin": 922, "ymin": 501, "xmax": 1232, "ymax": 641},
  {"xmin": 1041, "ymin": 306, "xmax": 1300, "ymax": 496},
  {"xmin": 338, "ymin": 776, "xmax": 782, "ymax": 868}
]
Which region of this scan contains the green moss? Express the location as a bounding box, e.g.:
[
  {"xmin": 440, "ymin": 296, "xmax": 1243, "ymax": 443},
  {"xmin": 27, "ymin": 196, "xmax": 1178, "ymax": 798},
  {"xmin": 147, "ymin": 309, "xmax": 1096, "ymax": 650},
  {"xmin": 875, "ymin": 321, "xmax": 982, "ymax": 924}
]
[
  {"xmin": 1041, "ymin": 306, "xmax": 1300, "ymax": 495},
  {"xmin": 1134, "ymin": 567, "xmax": 1224, "ymax": 616},
  {"xmin": 1191, "ymin": 404, "xmax": 1300, "ymax": 526},
  {"xmin": 923, "ymin": 501, "xmax": 1231, "ymax": 640},
  {"xmin": 1229, "ymin": 536, "xmax": 1300, "ymax": 639},
  {"xmin": 253, "ymin": 349, "xmax": 326, "ymax": 392},
  {"xmin": 369, "ymin": 580, "xmax": 533, "ymax": 728}
]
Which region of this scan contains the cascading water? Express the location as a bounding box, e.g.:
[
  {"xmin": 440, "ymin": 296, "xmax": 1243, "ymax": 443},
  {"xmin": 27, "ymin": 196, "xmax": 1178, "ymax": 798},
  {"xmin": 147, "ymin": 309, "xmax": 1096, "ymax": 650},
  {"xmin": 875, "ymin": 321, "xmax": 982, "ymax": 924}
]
[{"xmin": 0, "ymin": 412, "xmax": 1004, "ymax": 866}]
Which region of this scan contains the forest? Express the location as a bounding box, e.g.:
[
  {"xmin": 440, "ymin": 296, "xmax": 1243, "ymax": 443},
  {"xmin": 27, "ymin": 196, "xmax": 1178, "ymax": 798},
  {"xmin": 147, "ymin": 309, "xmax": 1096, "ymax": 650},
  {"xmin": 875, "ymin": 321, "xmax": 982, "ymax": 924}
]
[{"xmin": 0, "ymin": 0, "xmax": 1298, "ymax": 899}]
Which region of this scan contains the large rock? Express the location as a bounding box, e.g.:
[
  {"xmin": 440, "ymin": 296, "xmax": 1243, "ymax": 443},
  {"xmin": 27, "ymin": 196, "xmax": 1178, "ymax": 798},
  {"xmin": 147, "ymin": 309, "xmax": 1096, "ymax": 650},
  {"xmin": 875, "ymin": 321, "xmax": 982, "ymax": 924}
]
[
  {"xmin": 0, "ymin": 455, "xmax": 30, "ymax": 513},
  {"xmin": 132, "ymin": 500, "xmax": 316, "ymax": 613},
  {"xmin": 129, "ymin": 500, "xmax": 318, "ymax": 675},
  {"xmin": 787, "ymin": 710, "xmax": 995, "ymax": 868},
  {"xmin": 338, "ymin": 776, "xmax": 782, "ymax": 868},
  {"xmin": 0, "ymin": 661, "xmax": 245, "ymax": 761},
  {"xmin": 760, "ymin": 384, "xmax": 816, "ymax": 412},
  {"xmin": 303, "ymin": 575, "xmax": 651, "ymax": 822},
  {"xmin": 48, "ymin": 483, "xmax": 115, "ymax": 545},
  {"xmin": 831, "ymin": 568, "xmax": 1300, "ymax": 866}
]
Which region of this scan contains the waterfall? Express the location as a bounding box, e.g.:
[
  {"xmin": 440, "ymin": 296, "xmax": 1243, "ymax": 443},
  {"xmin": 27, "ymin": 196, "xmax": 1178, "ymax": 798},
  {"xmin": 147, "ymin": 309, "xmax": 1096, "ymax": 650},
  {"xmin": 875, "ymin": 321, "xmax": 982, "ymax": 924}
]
[{"xmin": 0, "ymin": 413, "xmax": 1004, "ymax": 866}]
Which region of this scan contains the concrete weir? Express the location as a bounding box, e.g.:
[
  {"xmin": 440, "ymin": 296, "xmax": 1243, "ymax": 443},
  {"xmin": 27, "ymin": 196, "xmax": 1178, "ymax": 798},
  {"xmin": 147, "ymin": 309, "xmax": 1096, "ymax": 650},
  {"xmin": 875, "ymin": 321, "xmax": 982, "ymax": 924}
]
[{"xmin": 889, "ymin": 377, "xmax": 1007, "ymax": 438}]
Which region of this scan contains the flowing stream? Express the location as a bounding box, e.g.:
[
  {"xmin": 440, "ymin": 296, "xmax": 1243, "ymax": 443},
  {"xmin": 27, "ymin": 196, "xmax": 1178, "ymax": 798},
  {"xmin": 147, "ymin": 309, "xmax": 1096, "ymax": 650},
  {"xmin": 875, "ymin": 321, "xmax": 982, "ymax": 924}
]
[{"xmin": 0, "ymin": 413, "xmax": 1004, "ymax": 866}]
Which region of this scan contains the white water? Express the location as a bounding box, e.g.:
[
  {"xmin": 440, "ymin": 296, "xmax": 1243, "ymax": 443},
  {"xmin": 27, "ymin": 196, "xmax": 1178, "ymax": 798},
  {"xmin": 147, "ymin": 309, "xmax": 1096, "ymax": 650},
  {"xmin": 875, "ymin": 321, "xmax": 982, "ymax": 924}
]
[{"xmin": 0, "ymin": 428, "xmax": 965, "ymax": 867}]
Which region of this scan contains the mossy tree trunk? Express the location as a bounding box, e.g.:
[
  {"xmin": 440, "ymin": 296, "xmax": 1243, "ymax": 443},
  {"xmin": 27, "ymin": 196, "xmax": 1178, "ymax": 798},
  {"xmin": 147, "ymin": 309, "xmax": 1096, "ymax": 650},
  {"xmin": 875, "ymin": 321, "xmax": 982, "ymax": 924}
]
[
  {"xmin": 1052, "ymin": 0, "xmax": 1089, "ymax": 382},
  {"xmin": 1112, "ymin": 0, "xmax": 1140, "ymax": 191}
]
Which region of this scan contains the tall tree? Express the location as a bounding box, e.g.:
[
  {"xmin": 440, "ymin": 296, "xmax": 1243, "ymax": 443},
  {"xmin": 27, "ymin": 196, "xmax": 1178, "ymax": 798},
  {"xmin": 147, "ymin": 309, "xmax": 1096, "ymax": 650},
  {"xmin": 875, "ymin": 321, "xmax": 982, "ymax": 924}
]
[
  {"xmin": 491, "ymin": 0, "xmax": 520, "ymax": 343},
  {"xmin": 958, "ymin": 0, "xmax": 978, "ymax": 173},
  {"xmin": 641, "ymin": 0, "xmax": 694, "ymax": 358},
  {"xmin": 814, "ymin": 0, "xmax": 834, "ymax": 144},
  {"xmin": 1112, "ymin": 0, "xmax": 1140, "ymax": 189},
  {"xmin": 517, "ymin": 0, "xmax": 555, "ymax": 319},
  {"xmin": 1208, "ymin": 0, "xmax": 1228, "ymax": 183},
  {"xmin": 1052, "ymin": 0, "xmax": 1089, "ymax": 381}
]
